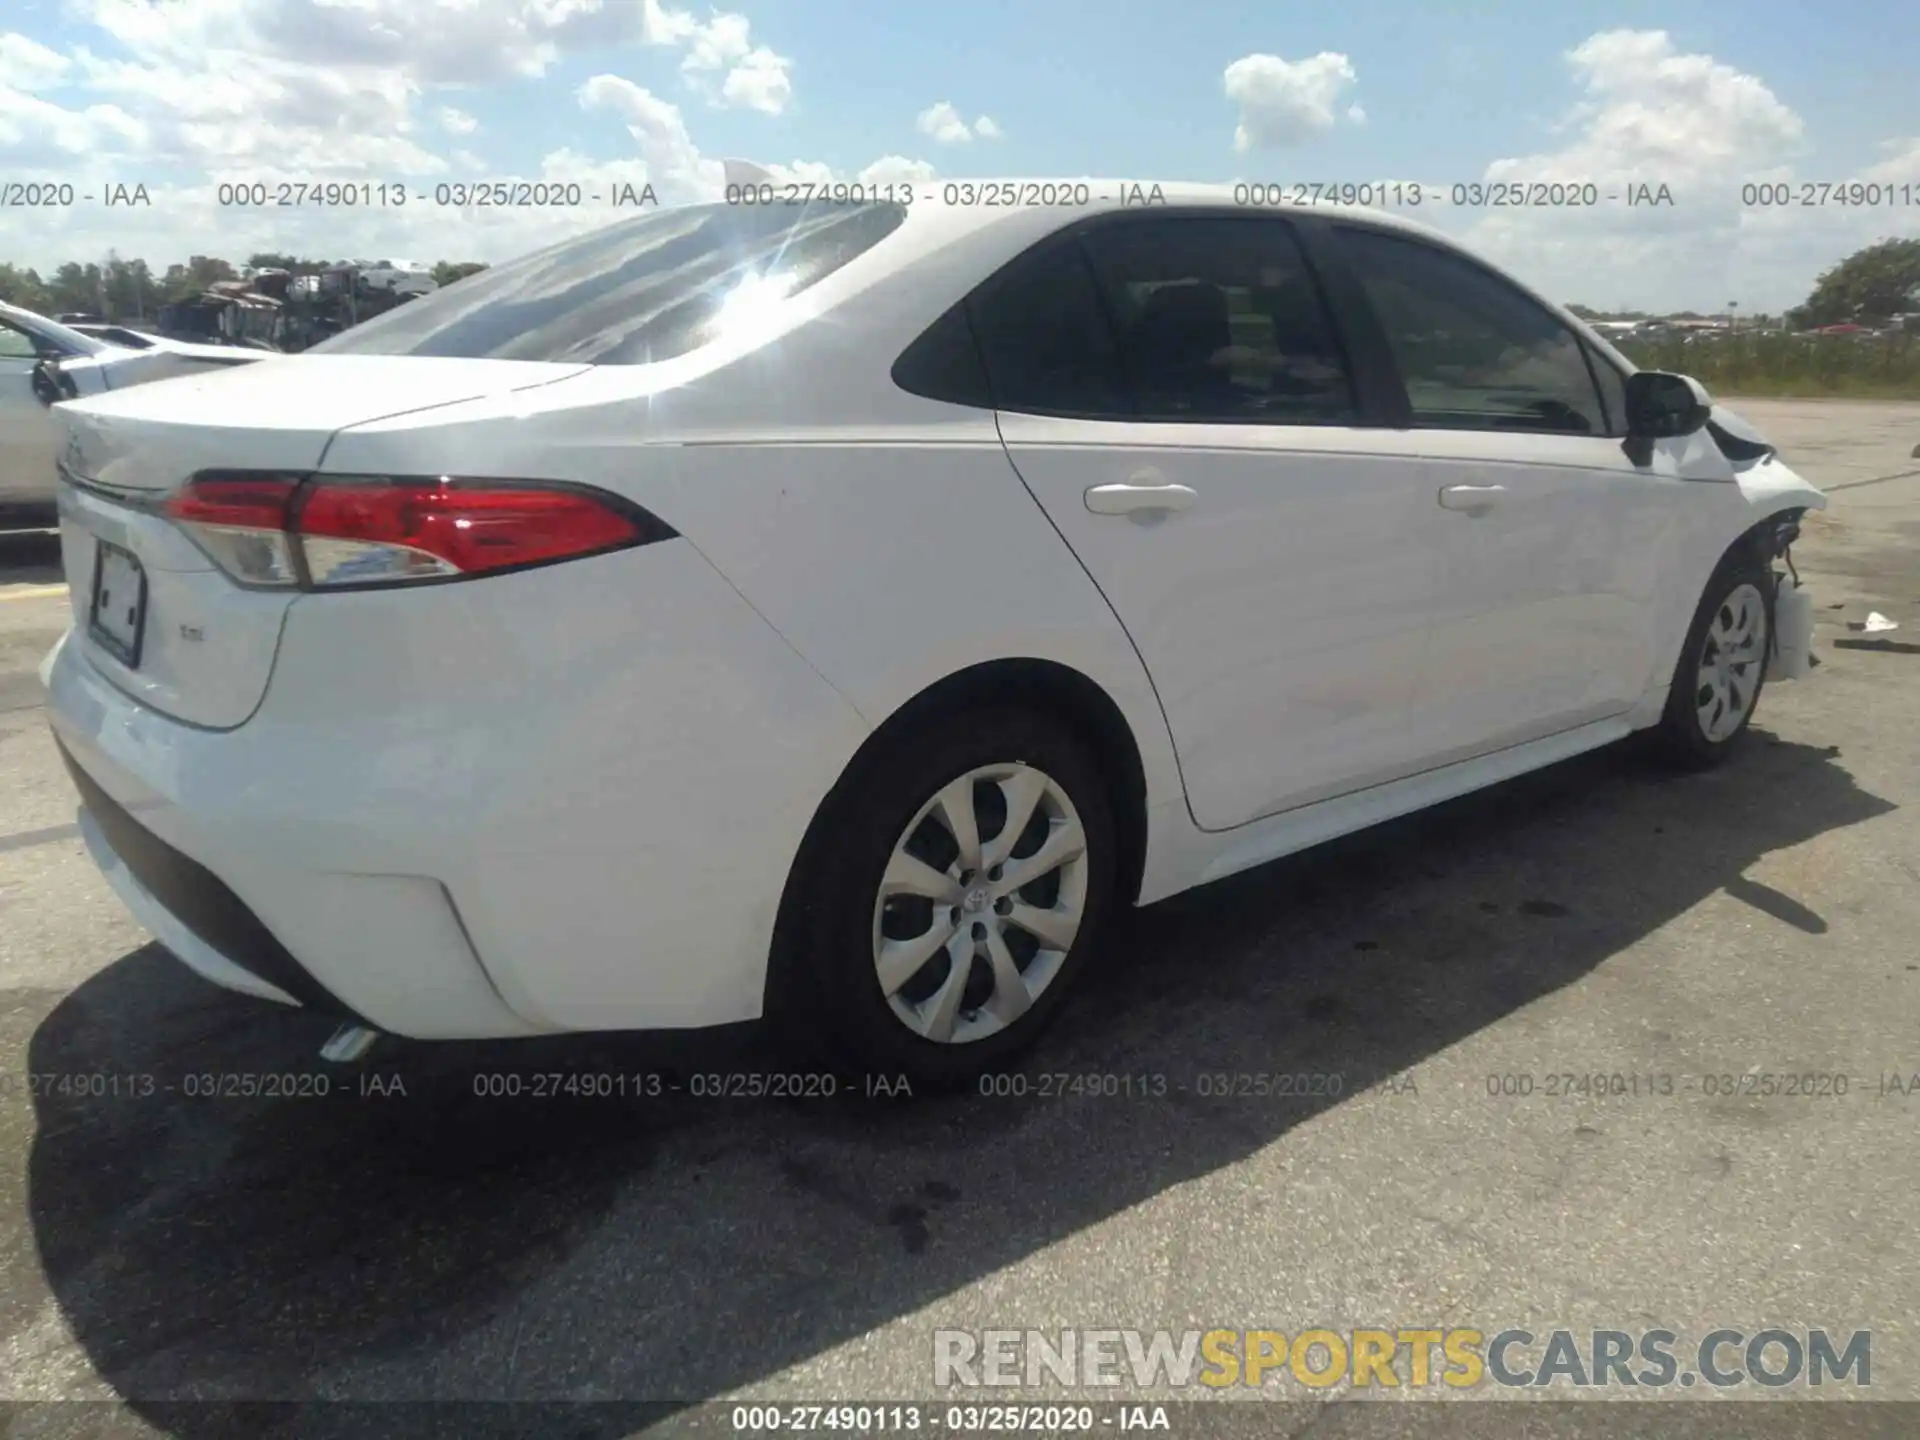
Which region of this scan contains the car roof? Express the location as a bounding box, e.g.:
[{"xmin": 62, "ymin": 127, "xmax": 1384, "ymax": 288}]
[
  {"xmin": 876, "ymin": 178, "xmax": 1609, "ymax": 347},
  {"xmin": 892, "ymin": 179, "xmax": 1453, "ymax": 248}
]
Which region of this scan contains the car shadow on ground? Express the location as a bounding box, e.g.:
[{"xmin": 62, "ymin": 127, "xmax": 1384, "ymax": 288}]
[{"xmin": 18, "ymin": 732, "xmax": 1895, "ymax": 1435}]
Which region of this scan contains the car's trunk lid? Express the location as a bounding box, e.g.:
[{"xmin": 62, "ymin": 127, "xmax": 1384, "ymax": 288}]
[
  {"xmin": 54, "ymin": 356, "xmax": 589, "ymax": 729},
  {"xmin": 59, "ymin": 356, "xmax": 588, "ymax": 492}
]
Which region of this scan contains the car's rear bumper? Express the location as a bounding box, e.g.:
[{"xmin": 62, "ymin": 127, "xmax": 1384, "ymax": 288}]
[
  {"xmin": 60, "ymin": 737, "xmax": 374, "ymax": 1015},
  {"xmin": 49, "ymin": 656, "xmax": 542, "ymax": 1038},
  {"xmin": 44, "ymin": 541, "xmax": 873, "ymax": 1039}
]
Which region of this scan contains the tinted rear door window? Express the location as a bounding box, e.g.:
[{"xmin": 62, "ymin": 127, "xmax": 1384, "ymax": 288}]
[
  {"xmin": 967, "ymin": 241, "xmax": 1130, "ymax": 418},
  {"xmin": 891, "ymin": 303, "xmax": 993, "ymax": 408},
  {"xmin": 1079, "ymin": 216, "xmax": 1355, "ymax": 423}
]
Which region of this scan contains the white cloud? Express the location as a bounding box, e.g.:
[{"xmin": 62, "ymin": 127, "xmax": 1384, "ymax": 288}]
[
  {"xmin": 632, "ymin": 0, "xmax": 704, "ymax": 47},
  {"xmin": 1439, "ymin": 29, "xmax": 1895, "ymax": 312},
  {"xmin": 1548, "ymin": 29, "xmax": 1804, "ymax": 179},
  {"xmin": 0, "ymin": 32, "xmax": 72, "ymax": 90},
  {"xmin": 681, "ymin": 11, "xmax": 752, "ymax": 71},
  {"xmin": 1857, "ymin": 134, "xmax": 1920, "ymax": 184},
  {"xmin": 1222, "ymin": 51, "xmax": 1360, "ymax": 151},
  {"xmin": 5, "ymin": 13, "xmax": 1903, "ymax": 316},
  {"xmin": 917, "ymin": 102, "xmax": 971, "ymax": 144},
  {"xmin": 858, "ymin": 154, "xmax": 936, "ymax": 186},
  {"xmin": 59, "ymin": 0, "xmax": 796, "ymax": 132},
  {"xmin": 916, "ymin": 101, "xmax": 1000, "ymax": 144},
  {"xmin": 678, "ymin": 9, "xmax": 793, "ymax": 114},
  {"xmin": 67, "ymin": 0, "xmax": 756, "ymax": 88},
  {"xmin": 716, "ymin": 47, "xmax": 792, "ymax": 115},
  {"xmin": 578, "ymin": 73, "xmax": 724, "ymax": 200},
  {"xmin": 0, "ymin": 0, "xmax": 816, "ymax": 272},
  {"xmin": 0, "ymin": 87, "xmax": 146, "ymax": 163}
]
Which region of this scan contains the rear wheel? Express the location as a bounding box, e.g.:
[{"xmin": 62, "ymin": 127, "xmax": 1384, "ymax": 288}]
[
  {"xmin": 1650, "ymin": 549, "xmax": 1774, "ymax": 769},
  {"xmin": 771, "ymin": 707, "xmax": 1116, "ymax": 1091}
]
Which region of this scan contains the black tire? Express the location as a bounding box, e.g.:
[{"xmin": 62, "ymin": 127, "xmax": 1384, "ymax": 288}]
[
  {"xmin": 768, "ymin": 705, "xmax": 1117, "ymax": 1093},
  {"xmin": 1649, "ymin": 544, "xmax": 1775, "ymax": 770}
]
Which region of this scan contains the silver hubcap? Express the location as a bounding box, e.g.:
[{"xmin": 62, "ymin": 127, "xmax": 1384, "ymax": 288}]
[
  {"xmin": 1696, "ymin": 581, "xmax": 1768, "ymax": 742},
  {"xmin": 872, "ymin": 762, "xmax": 1090, "ymax": 1045}
]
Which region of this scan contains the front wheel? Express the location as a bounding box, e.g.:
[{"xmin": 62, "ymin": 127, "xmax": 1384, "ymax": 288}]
[
  {"xmin": 1650, "ymin": 549, "xmax": 1774, "ymax": 769},
  {"xmin": 771, "ymin": 707, "xmax": 1117, "ymax": 1092}
]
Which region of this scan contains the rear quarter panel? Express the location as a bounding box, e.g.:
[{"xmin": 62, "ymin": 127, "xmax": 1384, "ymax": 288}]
[
  {"xmin": 322, "ymin": 214, "xmax": 1188, "ymax": 824},
  {"xmin": 638, "ymin": 426, "xmax": 1186, "ymax": 821},
  {"xmin": 324, "ymin": 396, "xmax": 1185, "ymax": 822}
]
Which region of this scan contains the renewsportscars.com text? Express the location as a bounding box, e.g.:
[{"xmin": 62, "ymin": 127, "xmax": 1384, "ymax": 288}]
[{"xmin": 933, "ymin": 1327, "xmax": 1871, "ymax": 1390}]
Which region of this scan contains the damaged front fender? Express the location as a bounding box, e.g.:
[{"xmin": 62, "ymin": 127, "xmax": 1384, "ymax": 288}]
[
  {"xmin": 1706, "ymin": 406, "xmax": 1826, "ymax": 682},
  {"xmin": 1709, "ymin": 403, "xmax": 1829, "ymax": 519}
]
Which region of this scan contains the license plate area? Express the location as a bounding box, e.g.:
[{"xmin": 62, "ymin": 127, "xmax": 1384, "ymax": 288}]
[{"xmin": 88, "ymin": 539, "xmax": 149, "ymax": 669}]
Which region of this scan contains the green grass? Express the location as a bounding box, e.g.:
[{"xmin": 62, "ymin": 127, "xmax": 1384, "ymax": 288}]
[{"xmin": 1616, "ymin": 334, "xmax": 1920, "ymax": 399}]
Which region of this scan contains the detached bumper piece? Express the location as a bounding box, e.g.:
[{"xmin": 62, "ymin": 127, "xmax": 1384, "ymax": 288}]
[
  {"xmin": 55, "ymin": 738, "xmax": 368, "ymax": 1022},
  {"xmin": 1773, "ymin": 579, "xmax": 1816, "ymax": 680}
]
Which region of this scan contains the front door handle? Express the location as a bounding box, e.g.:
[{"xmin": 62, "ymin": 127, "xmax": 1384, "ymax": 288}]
[
  {"xmin": 1437, "ymin": 483, "xmax": 1506, "ymax": 515},
  {"xmin": 1085, "ymin": 482, "xmax": 1198, "ymax": 516}
]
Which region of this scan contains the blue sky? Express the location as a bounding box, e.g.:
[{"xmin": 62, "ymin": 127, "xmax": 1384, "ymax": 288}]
[{"xmin": 1, "ymin": 0, "xmax": 1915, "ymax": 311}]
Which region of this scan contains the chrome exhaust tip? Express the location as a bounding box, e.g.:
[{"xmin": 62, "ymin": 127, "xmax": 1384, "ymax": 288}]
[{"xmin": 319, "ymin": 1023, "xmax": 381, "ymax": 1063}]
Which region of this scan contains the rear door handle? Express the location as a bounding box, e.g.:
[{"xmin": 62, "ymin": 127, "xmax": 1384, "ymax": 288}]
[
  {"xmin": 1085, "ymin": 482, "xmax": 1198, "ymax": 516},
  {"xmin": 1437, "ymin": 483, "xmax": 1506, "ymax": 515}
]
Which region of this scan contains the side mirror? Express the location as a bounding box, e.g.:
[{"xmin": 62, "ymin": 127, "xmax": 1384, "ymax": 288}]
[
  {"xmin": 30, "ymin": 358, "xmax": 77, "ymax": 407},
  {"xmin": 1624, "ymin": 370, "xmax": 1712, "ymax": 439}
]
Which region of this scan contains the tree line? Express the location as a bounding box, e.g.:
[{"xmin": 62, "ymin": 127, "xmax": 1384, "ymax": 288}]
[
  {"xmin": 4, "ymin": 236, "xmax": 1915, "ymax": 331},
  {"xmin": 1570, "ymin": 238, "xmax": 1920, "ymax": 331},
  {"xmin": 0, "ymin": 252, "xmax": 490, "ymax": 318}
]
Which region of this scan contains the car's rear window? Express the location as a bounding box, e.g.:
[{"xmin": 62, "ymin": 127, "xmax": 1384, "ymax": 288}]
[{"xmin": 310, "ymin": 201, "xmax": 908, "ymax": 365}]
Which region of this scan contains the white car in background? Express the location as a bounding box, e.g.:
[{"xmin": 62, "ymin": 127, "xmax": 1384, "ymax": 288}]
[
  {"xmin": 1, "ymin": 301, "xmax": 268, "ymax": 526},
  {"xmin": 66, "ymin": 321, "xmax": 277, "ymax": 359},
  {"xmin": 353, "ymin": 260, "xmax": 438, "ymax": 297},
  {"xmin": 43, "ymin": 185, "xmax": 1825, "ymax": 1087},
  {"xmin": 63, "ymin": 322, "xmax": 170, "ymax": 349}
]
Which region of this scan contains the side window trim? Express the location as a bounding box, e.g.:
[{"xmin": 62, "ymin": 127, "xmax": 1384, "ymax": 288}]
[
  {"xmin": 1578, "ymin": 337, "xmax": 1630, "ymax": 437},
  {"xmin": 1288, "ymin": 214, "xmax": 1412, "ymax": 429},
  {"xmin": 1330, "ymin": 221, "xmax": 1611, "ymax": 439},
  {"xmin": 1067, "ymin": 234, "xmax": 1143, "ymax": 418}
]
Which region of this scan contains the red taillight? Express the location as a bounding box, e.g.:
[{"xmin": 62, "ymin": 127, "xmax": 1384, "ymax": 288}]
[
  {"xmin": 163, "ymin": 474, "xmax": 302, "ymax": 586},
  {"xmin": 164, "ymin": 473, "xmax": 674, "ymax": 589},
  {"xmin": 297, "ymin": 480, "xmax": 648, "ymax": 584},
  {"xmin": 165, "ymin": 475, "xmax": 301, "ymax": 530}
]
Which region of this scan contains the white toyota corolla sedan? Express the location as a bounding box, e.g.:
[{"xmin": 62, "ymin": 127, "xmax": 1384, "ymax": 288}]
[{"xmin": 43, "ymin": 184, "xmax": 1825, "ymax": 1087}]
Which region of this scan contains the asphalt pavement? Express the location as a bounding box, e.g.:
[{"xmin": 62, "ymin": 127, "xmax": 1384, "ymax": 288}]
[{"xmin": 1, "ymin": 400, "xmax": 1917, "ymax": 1438}]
